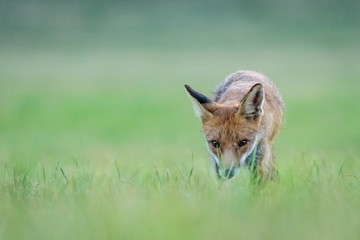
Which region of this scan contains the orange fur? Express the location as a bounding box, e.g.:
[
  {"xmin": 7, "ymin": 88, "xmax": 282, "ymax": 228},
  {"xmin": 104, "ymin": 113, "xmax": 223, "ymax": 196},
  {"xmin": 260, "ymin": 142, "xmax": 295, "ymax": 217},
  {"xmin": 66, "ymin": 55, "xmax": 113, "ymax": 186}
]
[{"xmin": 185, "ymin": 71, "xmax": 283, "ymax": 180}]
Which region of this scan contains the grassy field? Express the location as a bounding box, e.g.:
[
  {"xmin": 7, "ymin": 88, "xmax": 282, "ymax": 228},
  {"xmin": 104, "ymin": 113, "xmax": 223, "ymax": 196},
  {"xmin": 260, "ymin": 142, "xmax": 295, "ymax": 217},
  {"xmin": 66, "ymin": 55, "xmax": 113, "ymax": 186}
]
[{"xmin": 1, "ymin": 1, "xmax": 360, "ymax": 239}]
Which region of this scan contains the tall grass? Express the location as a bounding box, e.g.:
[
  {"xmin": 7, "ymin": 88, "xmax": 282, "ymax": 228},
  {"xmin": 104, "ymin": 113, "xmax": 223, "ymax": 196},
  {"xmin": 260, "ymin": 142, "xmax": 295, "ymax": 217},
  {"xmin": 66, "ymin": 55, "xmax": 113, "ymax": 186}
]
[
  {"xmin": 1, "ymin": 47, "xmax": 360, "ymax": 239},
  {"xmin": 1, "ymin": 148, "xmax": 359, "ymax": 239},
  {"xmin": 1, "ymin": 1, "xmax": 360, "ymax": 239}
]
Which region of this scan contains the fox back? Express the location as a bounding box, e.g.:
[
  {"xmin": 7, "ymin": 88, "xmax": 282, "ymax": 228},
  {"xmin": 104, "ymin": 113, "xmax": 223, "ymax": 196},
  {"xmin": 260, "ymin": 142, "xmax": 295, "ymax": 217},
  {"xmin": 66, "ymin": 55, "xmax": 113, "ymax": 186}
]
[{"xmin": 185, "ymin": 71, "xmax": 284, "ymax": 180}]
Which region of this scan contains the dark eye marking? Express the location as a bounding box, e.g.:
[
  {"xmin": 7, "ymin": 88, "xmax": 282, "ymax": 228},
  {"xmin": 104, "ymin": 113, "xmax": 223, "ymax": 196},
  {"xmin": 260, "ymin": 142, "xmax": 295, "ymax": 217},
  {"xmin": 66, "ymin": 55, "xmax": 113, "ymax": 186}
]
[
  {"xmin": 210, "ymin": 140, "xmax": 220, "ymax": 149},
  {"xmin": 238, "ymin": 139, "xmax": 248, "ymax": 148}
]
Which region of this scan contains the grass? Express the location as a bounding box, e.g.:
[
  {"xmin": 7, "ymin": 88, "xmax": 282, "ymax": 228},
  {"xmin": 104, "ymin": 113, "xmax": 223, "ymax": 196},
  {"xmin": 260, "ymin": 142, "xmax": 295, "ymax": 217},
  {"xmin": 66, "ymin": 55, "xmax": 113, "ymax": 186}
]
[
  {"xmin": 1, "ymin": 1, "xmax": 360, "ymax": 238},
  {"xmin": 1, "ymin": 45, "xmax": 359, "ymax": 239},
  {"xmin": 1, "ymin": 149, "xmax": 359, "ymax": 239}
]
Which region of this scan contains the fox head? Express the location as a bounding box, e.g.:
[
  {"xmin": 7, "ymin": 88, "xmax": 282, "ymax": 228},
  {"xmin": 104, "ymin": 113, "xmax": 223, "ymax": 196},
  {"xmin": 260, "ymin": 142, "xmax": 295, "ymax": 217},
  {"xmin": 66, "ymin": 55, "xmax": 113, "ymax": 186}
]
[{"xmin": 185, "ymin": 83, "xmax": 265, "ymax": 179}]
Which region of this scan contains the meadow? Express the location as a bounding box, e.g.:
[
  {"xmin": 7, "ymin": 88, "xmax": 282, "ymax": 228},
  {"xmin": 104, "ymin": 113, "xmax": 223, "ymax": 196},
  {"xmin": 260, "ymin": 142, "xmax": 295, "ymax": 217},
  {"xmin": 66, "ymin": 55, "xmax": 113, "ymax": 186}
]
[{"xmin": 1, "ymin": 1, "xmax": 360, "ymax": 239}]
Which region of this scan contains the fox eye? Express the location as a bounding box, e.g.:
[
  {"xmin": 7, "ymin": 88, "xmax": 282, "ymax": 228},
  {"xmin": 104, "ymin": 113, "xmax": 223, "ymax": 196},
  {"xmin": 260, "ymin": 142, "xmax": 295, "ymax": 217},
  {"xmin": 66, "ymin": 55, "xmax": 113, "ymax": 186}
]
[
  {"xmin": 238, "ymin": 139, "xmax": 248, "ymax": 148},
  {"xmin": 211, "ymin": 140, "xmax": 220, "ymax": 149}
]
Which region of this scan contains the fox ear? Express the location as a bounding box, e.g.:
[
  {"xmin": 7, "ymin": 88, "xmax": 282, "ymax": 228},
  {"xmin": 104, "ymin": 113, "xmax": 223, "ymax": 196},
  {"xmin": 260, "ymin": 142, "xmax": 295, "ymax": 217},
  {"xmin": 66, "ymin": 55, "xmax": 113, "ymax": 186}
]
[
  {"xmin": 184, "ymin": 84, "xmax": 216, "ymax": 118},
  {"xmin": 239, "ymin": 83, "xmax": 264, "ymax": 119}
]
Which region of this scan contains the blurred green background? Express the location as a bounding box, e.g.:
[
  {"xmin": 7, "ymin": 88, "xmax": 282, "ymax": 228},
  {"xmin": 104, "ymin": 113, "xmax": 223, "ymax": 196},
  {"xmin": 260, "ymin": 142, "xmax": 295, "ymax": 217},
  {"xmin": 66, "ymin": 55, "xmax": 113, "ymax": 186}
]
[{"xmin": 1, "ymin": 0, "xmax": 360, "ymax": 239}]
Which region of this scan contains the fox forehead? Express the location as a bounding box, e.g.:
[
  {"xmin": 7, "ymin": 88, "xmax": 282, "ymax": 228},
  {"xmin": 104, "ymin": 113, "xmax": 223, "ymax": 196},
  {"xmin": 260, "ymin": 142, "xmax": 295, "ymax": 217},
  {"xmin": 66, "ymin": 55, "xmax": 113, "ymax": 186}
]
[{"xmin": 201, "ymin": 107, "xmax": 260, "ymax": 143}]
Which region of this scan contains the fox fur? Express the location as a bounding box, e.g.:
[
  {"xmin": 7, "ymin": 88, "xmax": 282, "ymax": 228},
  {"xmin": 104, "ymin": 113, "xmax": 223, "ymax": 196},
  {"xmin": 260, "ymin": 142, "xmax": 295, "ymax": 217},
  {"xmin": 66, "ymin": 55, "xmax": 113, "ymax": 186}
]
[{"xmin": 185, "ymin": 71, "xmax": 284, "ymax": 180}]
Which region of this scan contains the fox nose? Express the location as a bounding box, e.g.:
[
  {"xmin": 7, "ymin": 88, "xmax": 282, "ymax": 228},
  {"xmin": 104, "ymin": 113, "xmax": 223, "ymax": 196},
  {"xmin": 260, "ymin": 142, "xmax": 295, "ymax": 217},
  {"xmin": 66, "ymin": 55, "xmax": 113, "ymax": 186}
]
[{"xmin": 224, "ymin": 168, "xmax": 235, "ymax": 179}]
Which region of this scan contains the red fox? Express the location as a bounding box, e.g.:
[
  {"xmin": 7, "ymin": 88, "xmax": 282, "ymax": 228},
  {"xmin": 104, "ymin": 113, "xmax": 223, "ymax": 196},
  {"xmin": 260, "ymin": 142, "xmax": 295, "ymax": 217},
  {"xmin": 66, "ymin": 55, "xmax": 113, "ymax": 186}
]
[{"xmin": 185, "ymin": 71, "xmax": 284, "ymax": 180}]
